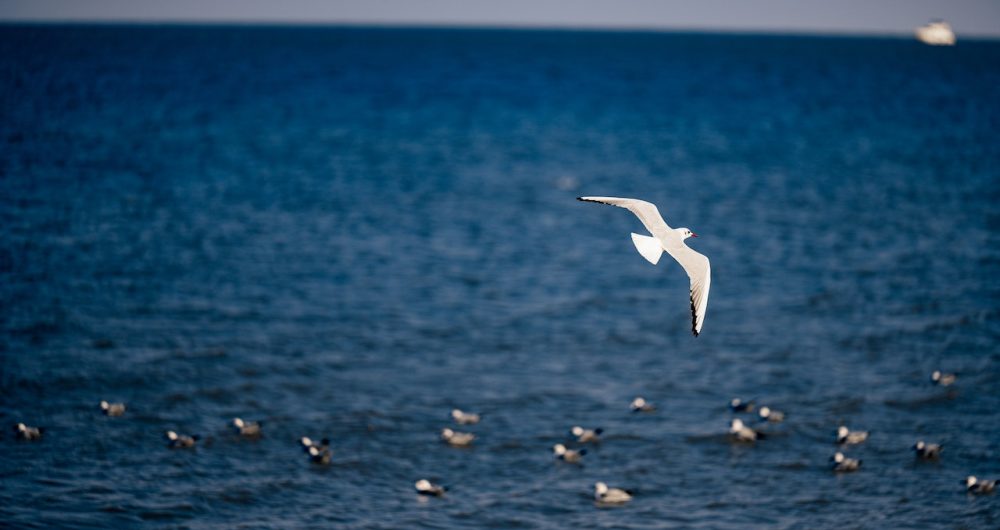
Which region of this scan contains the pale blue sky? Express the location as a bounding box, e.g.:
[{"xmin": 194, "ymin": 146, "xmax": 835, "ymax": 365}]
[{"xmin": 2, "ymin": 0, "xmax": 999, "ymax": 37}]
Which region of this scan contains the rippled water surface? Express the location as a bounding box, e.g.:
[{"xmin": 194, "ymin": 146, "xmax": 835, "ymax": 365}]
[{"xmin": 2, "ymin": 25, "xmax": 999, "ymax": 528}]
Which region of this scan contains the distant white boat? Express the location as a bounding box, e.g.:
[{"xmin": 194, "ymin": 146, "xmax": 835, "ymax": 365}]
[{"xmin": 915, "ymin": 20, "xmax": 955, "ymax": 46}]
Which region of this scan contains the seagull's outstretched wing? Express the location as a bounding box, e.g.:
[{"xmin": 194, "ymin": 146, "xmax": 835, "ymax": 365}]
[
  {"xmin": 577, "ymin": 197, "xmax": 672, "ymax": 239},
  {"xmin": 665, "ymin": 245, "xmax": 711, "ymax": 336},
  {"xmin": 579, "ymin": 195, "xmax": 711, "ymax": 336}
]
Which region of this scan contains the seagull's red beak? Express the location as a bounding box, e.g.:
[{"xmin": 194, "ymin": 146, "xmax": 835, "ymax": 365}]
[{"xmin": 690, "ymin": 232, "xmax": 698, "ymax": 238}]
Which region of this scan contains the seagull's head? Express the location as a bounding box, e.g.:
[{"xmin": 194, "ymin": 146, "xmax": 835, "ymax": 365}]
[
  {"xmin": 837, "ymin": 425, "xmax": 849, "ymax": 438},
  {"xmin": 966, "ymin": 476, "xmax": 977, "ymax": 487},
  {"xmin": 677, "ymin": 227, "xmax": 698, "ymax": 240},
  {"xmin": 931, "ymin": 370, "xmax": 941, "ymax": 382},
  {"xmin": 553, "ymin": 444, "xmax": 567, "ymax": 455},
  {"xmin": 730, "ymin": 418, "xmax": 744, "ymax": 432},
  {"xmin": 831, "ymin": 452, "xmax": 845, "ymax": 463},
  {"xmin": 914, "ymin": 440, "xmax": 925, "ymax": 450}
]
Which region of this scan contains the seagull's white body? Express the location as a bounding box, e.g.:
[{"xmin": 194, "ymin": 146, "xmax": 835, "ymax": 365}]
[
  {"xmin": 594, "ymin": 482, "xmax": 632, "ymax": 504},
  {"xmin": 232, "ymin": 417, "xmax": 262, "ymax": 437},
  {"xmin": 451, "ymin": 409, "xmax": 481, "ymax": 425},
  {"xmin": 164, "ymin": 430, "xmax": 198, "ymax": 448},
  {"xmin": 913, "ymin": 440, "xmax": 942, "ymax": 459},
  {"xmin": 965, "ymin": 476, "xmax": 997, "ymax": 494},
  {"xmin": 757, "ymin": 406, "xmax": 785, "ymax": 423},
  {"xmin": 630, "ymin": 397, "xmax": 656, "ymax": 412},
  {"xmin": 15, "ymin": 423, "xmax": 43, "ymax": 441},
  {"xmin": 415, "ymin": 479, "xmax": 446, "ymax": 496},
  {"xmin": 553, "ymin": 443, "xmax": 586, "ymax": 463},
  {"xmin": 836, "ymin": 426, "xmax": 869, "ymax": 445},
  {"xmin": 300, "ymin": 436, "xmax": 330, "ymax": 453},
  {"xmin": 830, "ymin": 451, "xmax": 862, "ymax": 472},
  {"xmin": 441, "ymin": 428, "xmax": 475, "ymax": 447},
  {"xmin": 729, "ymin": 418, "xmax": 763, "ymax": 442},
  {"xmin": 579, "ymin": 196, "xmax": 711, "ymax": 336},
  {"xmin": 571, "ymin": 425, "xmax": 603, "ymax": 444},
  {"xmin": 308, "ymin": 445, "xmax": 332, "ymax": 464},
  {"xmin": 100, "ymin": 400, "xmax": 126, "ymax": 417}
]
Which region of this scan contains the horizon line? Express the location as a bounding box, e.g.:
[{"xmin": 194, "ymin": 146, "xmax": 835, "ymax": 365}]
[{"xmin": 2, "ymin": 19, "xmax": 999, "ymax": 41}]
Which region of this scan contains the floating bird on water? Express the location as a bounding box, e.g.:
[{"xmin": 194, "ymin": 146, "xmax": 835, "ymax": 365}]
[
  {"xmin": 441, "ymin": 428, "xmax": 475, "ymax": 447},
  {"xmin": 415, "ymin": 479, "xmax": 447, "ymax": 496},
  {"xmin": 300, "ymin": 436, "xmax": 330, "ymax": 453},
  {"xmin": 100, "ymin": 400, "xmax": 126, "ymax": 417},
  {"xmin": 164, "ymin": 430, "xmax": 199, "ymax": 449},
  {"xmin": 308, "ymin": 445, "xmax": 331, "ymax": 464},
  {"xmin": 836, "ymin": 426, "xmax": 868, "ymax": 445},
  {"xmin": 571, "ymin": 426, "xmax": 603, "ymax": 443},
  {"xmin": 830, "ymin": 452, "xmax": 862, "ymax": 472},
  {"xmin": 553, "ymin": 443, "xmax": 586, "ymax": 463},
  {"xmin": 578, "ymin": 196, "xmax": 711, "ymax": 336},
  {"xmin": 757, "ymin": 406, "xmax": 785, "ymax": 423},
  {"xmin": 912, "ymin": 440, "xmax": 942, "ymax": 460},
  {"xmin": 594, "ymin": 482, "xmax": 633, "ymax": 504},
  {"xmin": 451, "ymin": 409, "xmax": 481, "ymax": 425},
  {"xmin": 232, "ymin": 418, "xmax": 262, "ymax": 437},
  {"xmin": 930, "ymin": 370, "xmax": 956, "ymax": 386},
  {"xmin": 14, "ymin": 423, "xmax": 43, "ymax": 441},
  {"xmin": 965, "ymin": 476, "xmax": 996, "ymax": 494},
  {"xmin": 630, "ymin": 397, "xmax": 656, "ymax": 412},
  {"xmin": 729, "ymin": 418, "xmax": 765, "ymax": 442},
  {"xmin": 729, "ymin": 398, "xmax": 755, "ymax": 413}
]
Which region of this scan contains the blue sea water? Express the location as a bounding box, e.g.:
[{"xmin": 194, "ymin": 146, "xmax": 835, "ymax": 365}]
[{"xmin": 1, "ymin": 24, "xmax": 999, "ymax": 528}]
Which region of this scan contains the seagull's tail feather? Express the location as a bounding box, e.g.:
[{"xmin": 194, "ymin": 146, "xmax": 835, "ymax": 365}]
[{"xmin": 630, "ymin": 233, "xmax": 663, "ymax": 265}]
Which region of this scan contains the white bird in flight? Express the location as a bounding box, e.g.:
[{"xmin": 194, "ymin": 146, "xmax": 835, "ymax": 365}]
[{"xmin": 578, "ymin": 196, "xmax": 712, "ymax": 337}]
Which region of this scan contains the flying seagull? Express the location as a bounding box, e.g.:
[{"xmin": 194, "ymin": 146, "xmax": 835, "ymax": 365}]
[{"xmin": 578, "ymin": 196, "xmax": 711, "ymax": 336}]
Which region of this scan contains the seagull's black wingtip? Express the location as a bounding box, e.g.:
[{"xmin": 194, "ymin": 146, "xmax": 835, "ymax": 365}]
[{"xmin": 576, "ymin": 197, "xmax": 586, "ymax": 201}]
